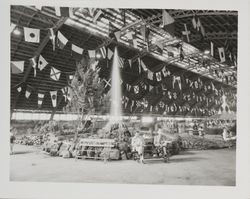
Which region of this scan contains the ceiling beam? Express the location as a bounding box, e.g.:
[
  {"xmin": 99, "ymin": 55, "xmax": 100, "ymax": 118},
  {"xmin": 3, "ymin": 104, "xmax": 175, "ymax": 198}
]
[{"xmin": 169, "ymin": 10, "xmax": 237, "ymax": 19}]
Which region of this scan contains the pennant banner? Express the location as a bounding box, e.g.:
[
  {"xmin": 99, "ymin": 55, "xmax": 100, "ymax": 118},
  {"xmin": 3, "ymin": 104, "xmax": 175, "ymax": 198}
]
[
  {"xmin": 38, "ymin": 55, "xmax": 48, "ymax": 71},
  {"xmin": 50, "ymin": 91, "xmax": 57, "ymax": 107},
  {"xmin": 38, "ymin": 93, "xmax": 45, "ymax": 108}
]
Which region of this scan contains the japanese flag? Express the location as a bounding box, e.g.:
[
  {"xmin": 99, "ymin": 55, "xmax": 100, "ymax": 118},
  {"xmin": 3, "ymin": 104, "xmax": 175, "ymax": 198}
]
[{"xmin": 24, "ymin": 27, "xmax": 40, "ymax": 43}]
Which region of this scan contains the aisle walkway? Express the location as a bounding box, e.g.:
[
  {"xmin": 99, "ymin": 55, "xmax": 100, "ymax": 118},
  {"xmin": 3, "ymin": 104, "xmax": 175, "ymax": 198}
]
[{"xmin": 10, "ymin": 144, "xmax": 236, "ymax": 186}]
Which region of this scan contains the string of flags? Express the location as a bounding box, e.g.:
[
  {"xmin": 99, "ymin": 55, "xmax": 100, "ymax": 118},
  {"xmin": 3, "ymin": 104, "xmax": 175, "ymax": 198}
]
[
  {"xmin": 15, "ymin": 81, "xmax": 74, "ymax": 108},
  {"xmin": 121, "ymin": 70, "xmax": 236, "ymax": 115},
  {"xmin": 11, "ymin": 54, "xmax": 75, "ymax": 82}
]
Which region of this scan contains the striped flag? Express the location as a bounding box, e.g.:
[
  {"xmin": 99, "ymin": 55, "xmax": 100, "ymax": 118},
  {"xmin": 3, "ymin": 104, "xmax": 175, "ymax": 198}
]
[
  {"xmin": 118, "ymin": 57, "xmax": 124, "ymax": 68},
  {"xmin": 100, "ymin": 46, "xmax": 106, "ymax": 59}
]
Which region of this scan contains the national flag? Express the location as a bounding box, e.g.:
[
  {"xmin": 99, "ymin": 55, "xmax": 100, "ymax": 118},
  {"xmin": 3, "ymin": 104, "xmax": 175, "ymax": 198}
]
[
  {"xmin": 218, "ymin": 47, "xmax": 226, "ymax": 62},
  {"xmin": 24, "ymin": 27, "xmax": 40, "ymax": 43},
  {"xmin": 37, "ymin": 93, "xmax": 45, "ymax": 108},
  {"xmin": 11, "ymin": 61, "xmax": 24, "ymax": 74},
  {"xmin": 55, "ymin": 7, "xmax": 74, "ymax": 17},
  {"xmin": 37, "ymin": 55, "xmax": 48, "ymax": 71},
  {"xmin": 126, "ymin": 84, "xmax": 131, "ymax": 91},
  {"xmin": 123, "ymin": 97, "xmax": 129, "ymax": 108},
  {"xmin": 25, "ymin": 86, "xmax": 33, "ymax": 99},
  {"xmin": 107, "ymin": 48, "xmax": 114, "ymax": 60},
  {"xmin": 182, "ymin": 24, "xmax": 191, "ymax": 43},
  {"xmin": 162, "ymin": 66, "xmax": 170, "ymax": 77},
  {"xmin": 99, "ymin": 46, "xmax": 106, "ymax": 59},
  {"xmin": 192, "ymin": 16, "xmax": 201, "ymax": 31},
  {"xmin": 156, "ymin": 72, "xmax": 162, "ymax": 81},
  {"xmin": 50, "ymin": 67, "xmax": 61, "ymax": 81},
  {"xmin": 50, "ymin": 91, "xmax": 57, "ymax": 107},
  {"xmin": 30, "ymin": 57, "xmax": 37, "ymax": 77},
  {"xmin": 147, "ymin": 70, "xmax": 154, "ymax": 80},
  {"xmin": 173, "ymin": 76, "xmax": 182, "ymax": 90},
  {"xmin": 210, "ymin": 42, "xmax": 214, "ymax": 57},
  {"xmin": 134, "ymin": 85, "xmax": 139, "ymax": 94},
  {"xmin": 49, "ymin": 28, "xmax": 56, "ymax": 51},
  {"xmin": 17, "ymin": 86, "xmax": 22, "ymax": 92},
  {"xmin": 162, "ymin": 10, "xmax": 175, "ymax": 35},
  {"xmin": 125, "ymin": 31, "xmax": 134, "ymax": 45},
  {"xmin": 88, "ymin": 50, "xmax": 96, "ymax": 59},
  {"xmin": 71, "ymin": 44, "xmax": 83, "ymax": 60},
  {"xmin": 10, "ymin": 23, "xmax": 16, "ymax": 33},
  {"xmin": 57, "ymin": 31, "xmax": 68, "ymax": 49},
  {"xmin": 93, "ymin": 10, "xmax": 103, "ymax": 24},
  {"xmin": 103, "ymin": 78, "xmax": 111, "ymax": 89},
  {"xmin": 61, "ymin": 87, "xmax": 68, "ymax": 101},
  {"xmin": 118, "ymin": 57, "xmax": 124, "ymax": 68}
]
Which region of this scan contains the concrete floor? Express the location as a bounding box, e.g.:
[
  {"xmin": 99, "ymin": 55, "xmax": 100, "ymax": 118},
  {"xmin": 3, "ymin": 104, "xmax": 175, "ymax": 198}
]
[{"xmin": 10, "ymin": 144, "xmax": 236, "ymax": 186}]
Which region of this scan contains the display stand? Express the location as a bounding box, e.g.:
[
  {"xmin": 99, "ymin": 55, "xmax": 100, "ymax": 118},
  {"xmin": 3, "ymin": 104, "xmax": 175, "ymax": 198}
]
[{"xmin": 75, "ymin": 138, "xmax": 116, "ymax": 162}]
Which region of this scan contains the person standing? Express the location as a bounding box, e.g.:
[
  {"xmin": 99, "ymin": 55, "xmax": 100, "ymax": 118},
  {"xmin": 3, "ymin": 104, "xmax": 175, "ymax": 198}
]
[
  {"xmin": 131, "ymin": 132, "xmax": 145, "ymax": 164},
  {"xmin": 10, "ymin": 132, "xmax": 16, "ymax": 155}
]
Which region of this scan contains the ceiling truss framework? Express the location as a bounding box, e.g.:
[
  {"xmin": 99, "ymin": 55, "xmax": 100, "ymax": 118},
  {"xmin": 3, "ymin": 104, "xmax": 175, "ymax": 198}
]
[{"xmin": 10, "ymin": 6, "xmax": 237, "ymax": 113}]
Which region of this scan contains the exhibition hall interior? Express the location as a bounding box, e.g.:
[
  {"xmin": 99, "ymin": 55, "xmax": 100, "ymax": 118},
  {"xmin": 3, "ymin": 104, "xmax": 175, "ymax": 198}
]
[{"xmin": 10, "ymin": 6, "xmax": 237, "ymax": 185}]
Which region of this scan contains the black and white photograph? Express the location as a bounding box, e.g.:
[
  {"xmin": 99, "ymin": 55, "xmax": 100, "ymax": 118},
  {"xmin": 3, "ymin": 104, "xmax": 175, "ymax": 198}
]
[
  {"xmin": 1, "ymin": 0, "xmax": 250, "ymax": 198},
  {"xmin": 9, "ymin": 5, "xmax": 239, "ymax": 185}
]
